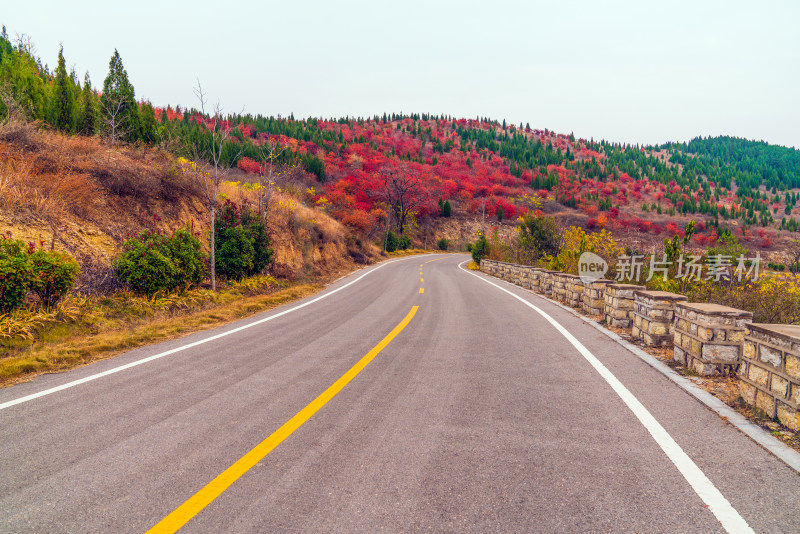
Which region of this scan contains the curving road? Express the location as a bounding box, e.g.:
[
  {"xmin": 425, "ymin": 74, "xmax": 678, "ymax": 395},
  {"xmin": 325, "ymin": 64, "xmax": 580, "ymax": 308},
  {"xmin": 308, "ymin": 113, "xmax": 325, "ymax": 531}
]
[{"xmin": 1, "ymin": 254, "xmax": 799, "ymax": 533}]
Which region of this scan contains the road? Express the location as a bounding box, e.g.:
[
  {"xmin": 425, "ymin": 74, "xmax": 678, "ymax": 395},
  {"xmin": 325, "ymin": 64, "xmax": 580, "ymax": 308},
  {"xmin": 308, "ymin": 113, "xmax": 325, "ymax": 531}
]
[{"xmin": 1, "ymin": 253, "xmax": 798, "ymax": 533}]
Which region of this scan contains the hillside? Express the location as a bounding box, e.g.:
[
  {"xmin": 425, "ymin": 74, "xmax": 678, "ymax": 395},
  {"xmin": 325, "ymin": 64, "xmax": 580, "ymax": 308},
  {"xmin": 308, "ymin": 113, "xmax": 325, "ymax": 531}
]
[
  {"xmin": 167, "ymin": 113, "xmax": 800, "ymax": 257},
  {"xmin": 3, "ymin": 26, "xmax": 800, "ymax": 271},
  {"xmin": 0, "ymin": 119, "xmax": 374, "ymax": 293}
]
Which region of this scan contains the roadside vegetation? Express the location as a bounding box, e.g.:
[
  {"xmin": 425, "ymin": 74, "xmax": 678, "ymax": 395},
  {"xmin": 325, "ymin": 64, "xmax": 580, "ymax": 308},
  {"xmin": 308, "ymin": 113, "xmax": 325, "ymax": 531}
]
[{"xmin": 468, "ymin": 209, "xmax": 800, "ymax": 325}]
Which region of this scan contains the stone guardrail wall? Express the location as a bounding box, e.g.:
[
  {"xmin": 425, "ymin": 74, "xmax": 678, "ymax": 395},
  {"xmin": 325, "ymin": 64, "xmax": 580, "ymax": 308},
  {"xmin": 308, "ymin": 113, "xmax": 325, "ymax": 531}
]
[
  {"xmin": 631, "ymin": 290, "xmax": 688, "ymax": 347},
  {"xmin": 540, "ymin": 270, "xmax": 555, "ymax": 296},
  {"xmin": 552, "ymin": 272, "xmax": 569, "ymax": 303},
  {"xmin": 739, "ymin": 324, "xmax": 800, "ymax": 430},
  {"xmin": 673, "ymin": 303, "xmax": 752, "ymax": 376},
  {"xmin": 583, "ymin": 280, "xmax": 612, "ymax": 316},
  {"xmin": 564, "ymin": 276, "xmax": 585, "ymax": 309},
  {"xmin": 478, "ymin": 258, "xmax": 795, "ymax": 429},
  {"xmin": 604, "ymin": 284, "xmax": 644, "ymax": 328}
]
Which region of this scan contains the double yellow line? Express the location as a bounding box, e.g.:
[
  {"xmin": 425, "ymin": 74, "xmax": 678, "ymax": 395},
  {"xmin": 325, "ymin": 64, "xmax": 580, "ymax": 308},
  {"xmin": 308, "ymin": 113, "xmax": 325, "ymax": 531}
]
[{"xmin": 147, "ymin": 306, "xmax": 419, "ymax": 533}]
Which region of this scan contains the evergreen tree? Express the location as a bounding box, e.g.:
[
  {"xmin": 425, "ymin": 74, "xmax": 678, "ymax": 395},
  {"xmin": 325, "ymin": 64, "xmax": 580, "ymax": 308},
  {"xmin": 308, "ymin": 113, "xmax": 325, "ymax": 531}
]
[
  {"xmin": 77, "ymin": 72, "xmax": 98, "ymax": 136},
  {"xmin": 50, "ymin": 46, "xmax": 76, "ymax": 133},
  {"xmin": 139, "ymin": 100, "xmax": 157, "ymax": 144},
  {"xmin": 100, "ymin": 49, "xmax": 140, "ymax": 144},
  {"xmin": 442, "ymin": 199, "xmax": 452, "ymax": 217},
  {"xmin": 0, "ymin": 46, "xmax": 47, "ymax": 121}
]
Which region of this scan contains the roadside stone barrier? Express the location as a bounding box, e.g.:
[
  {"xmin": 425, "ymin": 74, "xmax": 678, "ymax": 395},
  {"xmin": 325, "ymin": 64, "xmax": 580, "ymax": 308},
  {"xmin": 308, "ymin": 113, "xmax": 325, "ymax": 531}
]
[
  {"xmin": 539, "ymin": 270, "xmax": 556, "ymax": 296},
  {"xmin": 478, "ymin": 257, "xmax": 800, "ymax": 434},
  {"xmin": 565, "ymin": 275, "xmax": 585, "ymax": 309},
  {"xmin": 739, "ymin": 324, "xmax": 800, "ymax": 430},
  {"xmin": 529, "ymin": 267, "xmax": 545, "ymax": 293},
  {"xmin": 519, "ymin": 266, "xmax": 537, "ymax": 289},
  {"xmin": 552, "ymin": 273, "xmax": 570, "ymax": 303},
  {"xmin": 672, "ymin": 303, "xmax": 752, "ymax": 376},
  {"xmin": 480, "ymin": 259, "xmax": 499, "ymax": 276},
  {"xmin": 631, "ymin": 290, "xmax": 687, "ymax": 347},
  {"xmin": 583, "ymin": 279, "xmax": 613, "ymax": 316},
  {"xmin": 603, "ymin": 283, "xmax": 645, "ymax": 328}
]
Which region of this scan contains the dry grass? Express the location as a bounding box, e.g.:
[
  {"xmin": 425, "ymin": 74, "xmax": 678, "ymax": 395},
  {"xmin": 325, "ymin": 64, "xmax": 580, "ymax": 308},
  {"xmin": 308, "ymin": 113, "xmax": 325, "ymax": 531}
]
[
  {"xmin": 0, "ymin": 281, "xmax": 321, "ymax": 386},
  {"xmin": 386, "ymin": 248, "xmax": 434, "ymax": 257}
]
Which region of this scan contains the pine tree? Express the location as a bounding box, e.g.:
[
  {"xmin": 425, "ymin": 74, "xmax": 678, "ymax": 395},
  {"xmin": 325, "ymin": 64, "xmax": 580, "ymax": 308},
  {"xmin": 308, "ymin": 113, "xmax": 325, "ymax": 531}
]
[
  {"xmin": 101, "ymin": 49, "xmax": 140, "ymax": 144},
  {"xmin": 77, "ymin": 72, "xmax": 98, "ymax": 136},
  {"xmin": 51, "ymin": 46, "xmax": 76, "ymax": 133},
  {"xmin": 139, "ymin": 101, "xmax": 157, "ymax": 144}
]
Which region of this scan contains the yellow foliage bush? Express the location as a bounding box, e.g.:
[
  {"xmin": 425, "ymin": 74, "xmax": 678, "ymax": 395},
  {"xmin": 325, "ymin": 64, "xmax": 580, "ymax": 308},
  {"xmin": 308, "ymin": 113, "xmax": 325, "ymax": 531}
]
[{"xmin": 544, "ymin": 227, "xmax": 623, "ymax": 275}]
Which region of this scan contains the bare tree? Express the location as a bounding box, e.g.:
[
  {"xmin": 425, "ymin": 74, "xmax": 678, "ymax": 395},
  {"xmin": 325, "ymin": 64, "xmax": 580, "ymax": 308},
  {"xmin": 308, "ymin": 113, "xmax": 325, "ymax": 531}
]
[
  {"xmin": 381, "ymin": 164, "xmax": 423, "ymax": 235},
  {"xmin": 788, "ymin": 238, "xmax": 800, "ymax": 274},
  {"xmin": 13, "ymin": 33, "xmax": 37, "ymax": 58},
  {"xmin": 254, "ymin": 139, "xmax": 286, "ymax": 221},
  {"xmin": 191, "ymin": 80, "xmax": 237, "ymax": 291},
  {"xmin": 99, "ymin": 95, "xmax": 128, "ymax": 151}
]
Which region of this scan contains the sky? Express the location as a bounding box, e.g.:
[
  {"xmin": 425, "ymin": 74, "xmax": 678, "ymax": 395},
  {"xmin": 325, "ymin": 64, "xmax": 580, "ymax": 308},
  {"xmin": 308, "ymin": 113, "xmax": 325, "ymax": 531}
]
[{"xmin": 3, "ymin": 0, "xmax": 799, "ymax": 148}]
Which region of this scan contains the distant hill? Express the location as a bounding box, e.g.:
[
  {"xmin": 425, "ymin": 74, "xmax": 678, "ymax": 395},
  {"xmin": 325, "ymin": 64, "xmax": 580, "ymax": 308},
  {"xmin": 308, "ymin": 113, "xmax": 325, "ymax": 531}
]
[{"xmin": 3, "ymin": 25, "xmax": 800, "ymax": 256}]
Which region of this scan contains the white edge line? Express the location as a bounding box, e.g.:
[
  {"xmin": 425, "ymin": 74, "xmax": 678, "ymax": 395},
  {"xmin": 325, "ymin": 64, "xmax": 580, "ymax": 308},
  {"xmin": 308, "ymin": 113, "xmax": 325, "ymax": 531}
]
[
  {"xmin": 0, "ymin": 255, "xmax": 427, "ymax": 411},
  {"xmin": 458, "ymin": 261, "xmax": 753, "ymax": 534},
  {"xmin": 474, "ymin": 266, "xmax": 800, "ymax": 475}
]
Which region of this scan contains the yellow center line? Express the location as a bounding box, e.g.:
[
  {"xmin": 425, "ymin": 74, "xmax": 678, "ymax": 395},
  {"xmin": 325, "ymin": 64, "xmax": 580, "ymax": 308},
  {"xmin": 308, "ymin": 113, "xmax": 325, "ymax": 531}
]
[
  {"xmin": 423, "ymin": 257, "xmax": 445, "ymax": 264},
  {"xmin": 147, "ymin": 306, "xmax": 420, "ymax": 534},
  {"xmin": 419, "ymin": 288, "xmax": 424, "ymax": 294},
  {"xmin": 420, "ymin": 278, "xmax": 424, "ymax": 282}
]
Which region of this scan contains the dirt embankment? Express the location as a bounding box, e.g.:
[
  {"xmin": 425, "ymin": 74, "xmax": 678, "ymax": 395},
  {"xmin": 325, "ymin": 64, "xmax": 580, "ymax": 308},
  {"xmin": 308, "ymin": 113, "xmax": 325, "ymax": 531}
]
[{"xmin": 0, "ymin": 122, "xmax": 377, "ymax": 292}]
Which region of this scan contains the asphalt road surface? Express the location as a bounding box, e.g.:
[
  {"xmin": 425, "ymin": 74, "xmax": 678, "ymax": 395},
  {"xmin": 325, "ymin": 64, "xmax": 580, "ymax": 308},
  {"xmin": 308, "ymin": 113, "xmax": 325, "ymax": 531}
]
[{"xmin": 1, "ymin": 254, "xmax": 799, "ymax": 533}]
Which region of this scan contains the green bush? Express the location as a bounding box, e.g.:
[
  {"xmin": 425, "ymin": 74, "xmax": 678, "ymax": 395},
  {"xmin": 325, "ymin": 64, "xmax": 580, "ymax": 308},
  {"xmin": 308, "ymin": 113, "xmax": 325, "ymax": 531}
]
[
  {"xmin": 398, "ymin": 235, "xmax": 412, "ymax": 250},
  {"xmin": 472, "ymin": 234, "xmax": 489, "ymax": 264},
  {"xmin": 385, "ymin": 230, "xmax": 399, "ymax": 252},
  {"xmin": 0, "ymin": 237, "xmax": 81, "ymax": 311},
  {"xmin": 215, "ymin": 200, "xmax": 273, "ymax": 280},
  {"xmin": 437, "ymin": 238, "xmax": 449, "ymax": 251},
  {"xmin": 114, "ymin": 227, "xmax": 207, "ymax": 296},
  {"xmin": 0, "ymin": 237, "xmax": 33, "ymax": 312},
  {"xmin": 29, "ymin": 249, "xmax": 80, "ymax": 309}
]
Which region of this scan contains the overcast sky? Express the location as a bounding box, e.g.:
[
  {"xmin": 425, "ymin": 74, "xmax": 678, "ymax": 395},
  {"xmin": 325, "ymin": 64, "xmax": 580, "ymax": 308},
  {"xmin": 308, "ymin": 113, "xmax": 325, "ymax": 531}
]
[{"xmin": 4, "ymin": 1, "xmax": 799, "ymax": 148}]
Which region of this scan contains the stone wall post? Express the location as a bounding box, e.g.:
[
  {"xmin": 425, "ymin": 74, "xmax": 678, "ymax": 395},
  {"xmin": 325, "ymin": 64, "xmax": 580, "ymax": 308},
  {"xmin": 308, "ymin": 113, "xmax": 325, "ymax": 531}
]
[
  {"xmin": 603, "ymin": 284, "xmax": 645, "ymax": 328},
  {"xmin": 564, "ymin": 275, "xmax": 584, "ymax": 309},
  {"xmin": 583, "ymin": 279, "xmax": 612, "ymax": 316},
  {"xmin": 631, "ymin": 290, "xmax": 687, "ymax": 347},
  {"xmin": 739, "ymin": 324, "xmax": 800, "ymax": 430},
  {"xmin": 672, "ymin": 303, "xmax": 752, "ymax": 376}
]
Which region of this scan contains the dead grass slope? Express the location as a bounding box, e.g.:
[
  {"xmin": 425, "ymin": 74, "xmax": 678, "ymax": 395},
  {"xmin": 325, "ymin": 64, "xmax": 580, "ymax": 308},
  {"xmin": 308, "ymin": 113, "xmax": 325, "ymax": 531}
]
[{"xmin": 0, "ymin": 122, "xmax": 377, "ymax": 292}]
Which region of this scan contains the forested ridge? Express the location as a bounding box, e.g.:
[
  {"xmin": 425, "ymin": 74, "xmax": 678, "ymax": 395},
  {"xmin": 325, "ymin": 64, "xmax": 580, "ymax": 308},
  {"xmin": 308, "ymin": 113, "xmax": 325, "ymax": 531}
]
[{"xmin": 3, "ymin": 26, "xmax": 800, "ymax": 241}]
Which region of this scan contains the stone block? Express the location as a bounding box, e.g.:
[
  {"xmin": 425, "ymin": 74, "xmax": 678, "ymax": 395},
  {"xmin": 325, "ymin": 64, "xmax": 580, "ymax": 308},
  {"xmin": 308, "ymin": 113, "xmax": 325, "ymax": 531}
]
[
  {"xmin": 777, "ymin": 403, "xmax": 800, "ymax": 432},
  {"xmin": 771, "ymin": 374, "xmax": 789, "ymax": 398},
  {"xmin": 759, "ymin": 345, "xmax": 782, "ymax": 368},
  {"xmin": 728, "ymin": 330, "xmax": 745, "ymax": 343},
  {"xmin": 692, "ymin": 359, "xmax": 717, "ymax": 376},
  {"xmin": 674, "ymin": 346, "xmax": 686, "ymax": 365},
  {"xmin": 786, "ymin": 354, "xmax": 800, "ymax": 380},
  {"xmin": 701, "ymin": 344, "xmax": 739, "ymax": 362},
  {"xmin": 739, "ymin": 381, "xmax": 757, "ymax": 405},
  {"xmin": 756, "ymin": 390, "xmax": 777, "ymax": 418},
  {"xmin": 792, "ymin": 384, "xmax": 800, "ymax": 405},
  {"xmin": 748, "ymin": 364, "xmax": 770, "ymax": 387}
]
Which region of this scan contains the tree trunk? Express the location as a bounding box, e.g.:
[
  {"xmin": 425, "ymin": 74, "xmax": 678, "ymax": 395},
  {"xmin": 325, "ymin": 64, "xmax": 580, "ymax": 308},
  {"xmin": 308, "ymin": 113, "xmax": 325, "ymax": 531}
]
[{"xmin": 210, "ymin": 204, "xmax": 216, "ymax": 291}]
